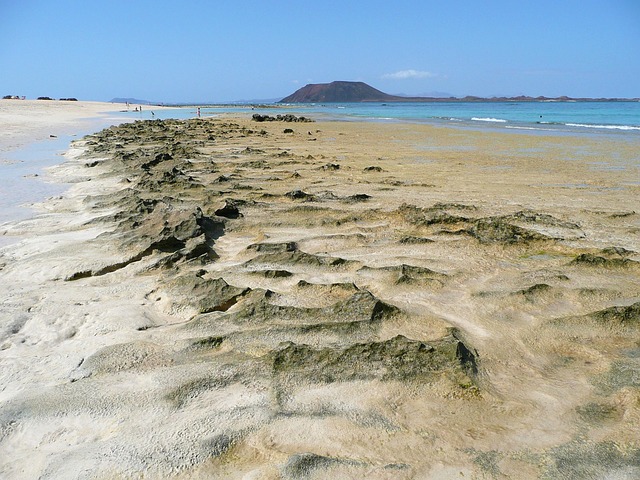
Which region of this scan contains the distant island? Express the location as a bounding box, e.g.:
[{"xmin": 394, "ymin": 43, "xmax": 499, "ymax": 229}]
[
  {"xmin": 111, "ymin": 97, "xmax": 154, "ymax": 105},
  {"xmin": 280, "ymin": 81, "xmax": 638, "ymax": 103}
]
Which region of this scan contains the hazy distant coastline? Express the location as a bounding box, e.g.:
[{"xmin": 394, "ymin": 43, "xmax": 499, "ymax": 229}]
[
  {"xmin": 279, "ymin": 81, "xmax": 640, "ymax": 104},
  {"xmin": 106, "ymin": 84, "xmax": 639, "ymax": 108}
]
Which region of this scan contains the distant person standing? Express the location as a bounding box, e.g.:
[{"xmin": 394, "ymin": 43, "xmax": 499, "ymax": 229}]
[{"xmin": 197, "ymin": 107, "xmax": 201, "ymax": 118}]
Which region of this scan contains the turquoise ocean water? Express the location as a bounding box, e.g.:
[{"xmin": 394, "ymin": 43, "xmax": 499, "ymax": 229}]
[{"xmin": 130, "ymin": 101, "xmax": 640, "ymax": 136}]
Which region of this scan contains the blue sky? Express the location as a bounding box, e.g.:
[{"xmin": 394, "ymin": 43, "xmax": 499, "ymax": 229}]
[{"xmin": 1, "ymin": 0, "xmax": 638, "ymax": 102}]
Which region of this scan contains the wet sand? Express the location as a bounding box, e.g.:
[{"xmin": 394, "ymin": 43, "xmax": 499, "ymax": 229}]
[
  {"xmin": 0, "ymin": 100, "xmax": 168, "ymax": 243},
  {"xmin": 0, "ymin": 113, "xmax": 639, "ymax": 478}
]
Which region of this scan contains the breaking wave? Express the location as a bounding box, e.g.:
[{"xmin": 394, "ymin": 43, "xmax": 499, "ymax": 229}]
[
  {"xmin": 565, "ymin": 123, "xmax": 640, "ymax": 131},
  {"xmin": 471, "ymin": 117, "xmax": 508, "ymax": 123}
]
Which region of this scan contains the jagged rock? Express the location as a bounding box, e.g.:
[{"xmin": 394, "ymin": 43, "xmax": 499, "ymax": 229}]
[
  {"xmin": 66, "ymin": 205, "xmax": 222, "ymax": 280},
  {"xmin": 395, "ymin": 264, "xmax": 446, "ymax": 286},
  {"xmin": 285, "ymin": 190, "xmax": 315, "ymax": 201},
  {"xmin": 247, "ymin": 241, "xmax": 298, "ymax": 253},
  {"xmin": 257, "ymin": 269, "xmax": 293, "ymax": 278},
  {"xmin": 426, "ymin": 212, "xmax": 470, "ymax": 226},
  {"xmin": 321, "ymin": 163, "xmax": 340, "ymax": 170},
  {"xmin": 188, "ymin": 335, "xmax": 225, "ymax": 350},
  {"xmin": 317, "ymin": 191, "xmax": 339, "ymax": 200},
  {"xmin": 430, "ymin": 202, "xmax": 477, "ymax": 212},
  {"xmin": 282, "ymin": 453, "xmax": 363, "ymax": 479},
  {"xmin": 245, "ymin": 250, "xmax": 353, "ymax": 269},
  {"xmin": 589, "ymin": 302, "xmax": 640, "ymax": 326},
  {"xmin": 272, "ymin": 334, "xmax": 477, "ymax": 383},
  {"xmin": 571, "ymin": 253, "xmax": 636, "ymax": 268},
  {"xmin": 231, "ymin": 290, "xmax": 397, "ymax": 326},
  {"xmin": 346, "ymin": 193, "xmax": 371, "ymax": 203},
  {"xmin": 168, "ymin": 274, "xmax": 249, "ymax": 314},
  {"xmin": 214, "ymin": 199, "xmax": 242, "ymax": 219},
  {"xmin": 240, "ymin": 159, "xmax": 270, "ymax": 169},
  {"xmin": 399, "ymin": 236, "xmax": 434, "ymax": 244},
  {"xmin": 396, "ymin": 203, "xmax": 469, "ymax": 227},
  {"xmin": 296, "ymin": 280, "xmax": 358, "ymax": 292},
  {"xmin": 517, "ymin": 283, "xmax": 553, "ymax": 300},
  {"xmin": 252, "ymin": 114, "xmax": 313, "ymax": 123},
  {"xmin": 359, "ymin": 264, "xmax": 446, "ymax": 287},
  {"xmin": 239, "ymin": 146, "xmax": 265, "ymax": 154},
  {"xmin": 506, "ymin": 210, "xmax": 580, "ymax": 229},
  {"xmin": 251, "ymin": 114, "xmax": 272, "ymax": 122},
  {"xmin": 469, "ymin": 218, "xmax": 547, "ymax": 244},
  {"xmin": 601, "ymin": 246, "xmax": 635, "ymax": 257},
  {"xmin": 141, "ymin": 152, "xmax": 173, "ymax": 171}
]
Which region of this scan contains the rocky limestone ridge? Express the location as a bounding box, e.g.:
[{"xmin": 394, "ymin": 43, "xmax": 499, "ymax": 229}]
[{"xmin": 1, "ymin": 116, "xmax": 639, "ymax": 479}]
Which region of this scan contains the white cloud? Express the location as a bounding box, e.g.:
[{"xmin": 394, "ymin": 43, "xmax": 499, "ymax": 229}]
[{"xmin": 382, "ymin": 69, "xmax": 437, "ymax": 80}]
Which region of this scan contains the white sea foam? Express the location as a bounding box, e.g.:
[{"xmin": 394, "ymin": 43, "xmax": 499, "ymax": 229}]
[
  {"xmin": 565, "ymin": 123, "xmax": 640, "ymax": 131},
  {"xmin": 471, "ymin": 117, "xmax": 507, "ymax": 123},
  {"xmin": 505, "ymin": 126, "xmax": 555, "ymax": 132}
]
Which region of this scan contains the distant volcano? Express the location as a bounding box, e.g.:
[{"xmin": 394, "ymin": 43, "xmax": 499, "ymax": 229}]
[{"xmin": 280, "ymin": 81, "xmax": 405, "ymax": 103}]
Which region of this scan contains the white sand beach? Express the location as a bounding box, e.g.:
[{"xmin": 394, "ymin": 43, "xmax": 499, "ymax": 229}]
[{"xmin": 0, "ymin": 100, "xmax": 139, "ymax": 151}]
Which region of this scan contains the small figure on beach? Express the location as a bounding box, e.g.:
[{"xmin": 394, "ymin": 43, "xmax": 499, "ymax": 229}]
[{"xmin": 197, "ymin": 107, "xmax": 201, "ymax": 118}]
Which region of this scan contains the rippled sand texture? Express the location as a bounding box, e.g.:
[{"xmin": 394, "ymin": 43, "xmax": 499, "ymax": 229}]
[{"xmin": 1, "ymin": 117, "xmax": 639, "ymax": 479}]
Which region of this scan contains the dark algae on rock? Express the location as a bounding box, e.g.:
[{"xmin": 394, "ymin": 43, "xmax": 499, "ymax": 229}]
[{"xmin": 272, "ymin": 334, "xmax": 477, "ymax": 384}]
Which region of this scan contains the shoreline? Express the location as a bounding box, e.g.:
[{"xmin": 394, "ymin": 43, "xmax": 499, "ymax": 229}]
[
  {"xmin": 0, "ymin": 100, "xmax": 136, "ymax": 151},
  {"xmin": 0, "ymin": 114, "xmax": 639, "ymax": 478},
  {"xmin": 259, "ymin": 101, "xmax": 640, "ymax": 136},
  {"xmin": 0, "ymin": 100, "xmax": 175, "ymax": 243},
  {"xmin": 109, "ymin": 101, "xmax": 640, "ymax": 137}
]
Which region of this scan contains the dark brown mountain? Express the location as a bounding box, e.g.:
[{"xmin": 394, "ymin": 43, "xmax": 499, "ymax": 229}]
[
  {"xmin": 280, "ymin": 81, "xmax": 403, "ymax": 103},
  {"xmin": 279, "ymin": 81, "xmax": 638, "ymax": 103}
]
